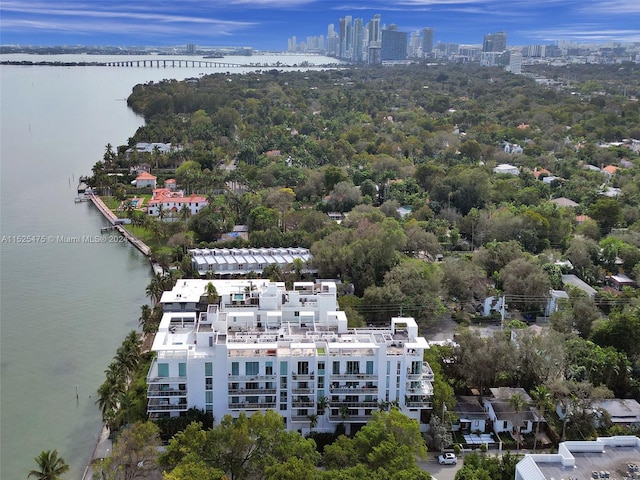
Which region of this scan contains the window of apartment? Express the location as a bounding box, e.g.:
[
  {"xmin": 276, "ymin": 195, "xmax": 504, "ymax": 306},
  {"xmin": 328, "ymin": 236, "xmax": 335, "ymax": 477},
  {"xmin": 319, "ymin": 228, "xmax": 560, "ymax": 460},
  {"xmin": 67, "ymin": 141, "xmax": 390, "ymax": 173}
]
[
  {"xmin": 246, "ymin": 382, "xmax": 259, "ymax": 390},
  {"xmin": 265, "ymin": 362, "xmax": 273, "ymax": 376},
  {"xmin": 178, "ymin": 363, "xmax": 187, "ymax": 377},
  {"xmin": 157, "ymin": 363, "xmax": 169, "ymax": 377},
  {"xmin": 318, "ymin": 376, "xmax": 325, "ymax": 389},
  {"xmin": 366, "ymin": 361, "xmax": 374, "ymax": 375},
  {"xmin": 318, "ymin": 362, "xmax": 325, "ymax": 373},
  {"xmin": 346, "ymin": 361, "xmax": 359, "ymax": 375},
  {"xmin": 205, "ymin": 391, "xmax": 213, "ymax": 403},
  {"xmin": 231, "ymin": 397, "xmax": 239, "ymax": 404},
  {"xmin": 332, "ymin": 361, "xmax": 340, "ymax": 375},
  {"xmin": 411, "ymin": 361, "xmax": 421, "ymax": 375},
  {"xmin": 280, "ymin": 361, "xmax": 288, "ymax": 376},
  {"xmin": 231, "ymin": 362, "xmax": 239, "ymax": 376},
  {"xmin": 205, "ymin": 378, "xmax": 213, "ymax": 391},
  {"xmin": 297, "ymin": 361, "xmax": 309, "ymax": 375},
  {"xmin": 280, "ymin": 403, "xmax": 287, "ymax": 411},
  {"xmin": 386, "ymin": 361, "xmax": 390, "ymax": 376},
  {"xmin": 280, "ymin": 377, "xmax": 288, "ymax": 389},
  {"xmin": 246, "ymin": 396, "xmax": 258, "ymax": 404},
  {"xmin": 205, "ymin": 362, "xmax": 213, "ymax": 377},
  {"xmin": 245, "ymin": 362, "xmax": 259, "ymax": 376}
]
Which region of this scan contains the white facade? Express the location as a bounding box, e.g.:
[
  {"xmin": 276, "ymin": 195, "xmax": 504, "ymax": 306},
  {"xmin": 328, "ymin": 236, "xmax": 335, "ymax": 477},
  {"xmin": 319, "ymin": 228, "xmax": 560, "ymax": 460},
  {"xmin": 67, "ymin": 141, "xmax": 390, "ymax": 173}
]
[
  {"xmin": 189, "ymin": 247, "xmax": 314, "ymax": 276},
  {"xmin": 147, "ymin": 280, "xmax": 434, "ymax": 433}
]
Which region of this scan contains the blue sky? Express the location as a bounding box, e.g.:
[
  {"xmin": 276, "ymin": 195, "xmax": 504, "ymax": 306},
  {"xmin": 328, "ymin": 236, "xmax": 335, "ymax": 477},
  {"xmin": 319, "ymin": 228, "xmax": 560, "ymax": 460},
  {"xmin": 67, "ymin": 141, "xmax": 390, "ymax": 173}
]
[{"xmin": 1, "ymin": 0, "xmax": 639, "ymax": 50}]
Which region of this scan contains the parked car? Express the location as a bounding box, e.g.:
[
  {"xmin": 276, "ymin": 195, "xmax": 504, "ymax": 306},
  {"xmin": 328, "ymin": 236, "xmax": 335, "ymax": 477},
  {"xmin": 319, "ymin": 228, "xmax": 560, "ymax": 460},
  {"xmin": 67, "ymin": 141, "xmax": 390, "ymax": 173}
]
[{"xmin": 438, "ymin": 453, "xmax": 457, "ymax": 465}]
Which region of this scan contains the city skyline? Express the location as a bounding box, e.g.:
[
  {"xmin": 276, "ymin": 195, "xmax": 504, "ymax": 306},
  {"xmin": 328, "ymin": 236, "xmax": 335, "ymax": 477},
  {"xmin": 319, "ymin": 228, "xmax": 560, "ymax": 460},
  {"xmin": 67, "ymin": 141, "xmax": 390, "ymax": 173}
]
[{"xmin": 1, "ymin": 0, "xmax": 639, "ymax": 50}]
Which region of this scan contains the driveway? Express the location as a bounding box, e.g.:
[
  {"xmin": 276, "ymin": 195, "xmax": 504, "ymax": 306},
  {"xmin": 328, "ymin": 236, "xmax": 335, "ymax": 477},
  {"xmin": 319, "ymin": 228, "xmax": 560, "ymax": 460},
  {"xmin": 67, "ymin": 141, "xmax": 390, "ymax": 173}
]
[{"xmin": 418, "ymin": 455, "xmax": 463, "ymax": 480}]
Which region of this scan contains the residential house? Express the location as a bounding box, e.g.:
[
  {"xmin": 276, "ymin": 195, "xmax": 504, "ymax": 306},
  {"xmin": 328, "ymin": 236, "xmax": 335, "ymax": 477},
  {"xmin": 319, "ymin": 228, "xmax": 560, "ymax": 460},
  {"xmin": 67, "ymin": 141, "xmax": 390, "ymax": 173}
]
[
  {"xmin": 165, "ymin": 178, "xmax": 177, "ymax": 191},
  {"xmin": 601, "ymin": 165, "xmax": 619, "ymax": 178},
  {"xmin": 503, "ymin": 142, "xmax": 524, "ymax": 154},
  {"xmin": 562, "ymin": 274, "xmax": 597, "ymax": 298},
  {"xmin": 550, "ymin": 197, "xmax": 579, "ymax": 208},
  {"xmin": 452, "ymin": 396, "xmax": 489, "ymax": 433},
  {"xmin": 483, "ymin": 387, "xmax": 538, "ymax": 435},
  {"xmin": 546, "ymin": 289, "xmax": 569, "ymax": 316},
  {"xmin": 133, "ymin": 172, "xmax": 157, "ymax": 189},
  {"xmin": 607, "ymin": 274, "xmax": 636, "ymax": 291},
  {"xmin": 594, "ymin": 399, "xmax": 640, "ymax": 427},
  {"xmin": 493, "ymin": 163, "xmax": 520, "ymax": 175},
  {"xmin": 146, "ymin": 188, "xmax": 207, "ymax": 220}
]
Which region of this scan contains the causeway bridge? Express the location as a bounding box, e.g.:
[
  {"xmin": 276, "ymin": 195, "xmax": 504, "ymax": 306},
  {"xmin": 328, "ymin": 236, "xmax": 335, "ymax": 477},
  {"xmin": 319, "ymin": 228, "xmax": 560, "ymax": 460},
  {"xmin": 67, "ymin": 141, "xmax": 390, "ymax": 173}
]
[{"xmin": 105, "ymin": 59, "xmax": 244, "ymax": 68}]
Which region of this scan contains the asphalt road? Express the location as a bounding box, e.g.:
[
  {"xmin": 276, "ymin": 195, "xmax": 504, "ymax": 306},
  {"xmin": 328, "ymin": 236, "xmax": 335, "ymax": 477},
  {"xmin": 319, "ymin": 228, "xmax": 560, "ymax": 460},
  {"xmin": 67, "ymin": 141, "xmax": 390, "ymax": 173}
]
[{"xmin": 419, "ymin": 456, "xmax": 464, "ymax": 480}]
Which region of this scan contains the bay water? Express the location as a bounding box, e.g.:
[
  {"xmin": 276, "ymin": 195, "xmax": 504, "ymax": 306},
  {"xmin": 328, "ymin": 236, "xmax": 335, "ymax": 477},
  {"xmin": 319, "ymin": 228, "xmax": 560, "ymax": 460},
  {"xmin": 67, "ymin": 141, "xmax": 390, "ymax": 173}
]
[{"xmin": 0, "ymin": 53, "xmax": 336, "ymax": 479}]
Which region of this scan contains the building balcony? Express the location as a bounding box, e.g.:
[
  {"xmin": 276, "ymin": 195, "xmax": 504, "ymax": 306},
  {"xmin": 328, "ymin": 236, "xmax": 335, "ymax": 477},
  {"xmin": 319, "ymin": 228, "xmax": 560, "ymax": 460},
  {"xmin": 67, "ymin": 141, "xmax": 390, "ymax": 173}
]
[
  {"xmin": 291, "ymin": 388, "xmax": 315, "ymax": 394},
  {"xmin": 329, "ymin": 401, "xmax": 379, "ymax": 409},
  {"xmin": 147, "ymin": 375, "xmax": 187, "ymax": 384},
  {"xmin": 405, "ymin": 399, "xmax": 433, "ymax": 409},
  {"xmin": 228, "ymin": 402, "xmax": 277, "ymax": 410},
  {"xmin": 292, "ymin": 400, "xmax": 316, "ymax": 408},
  {"xmin": 227, "ymin": 374, "xmax": 276, "ymax": 381},
  {"xmin": 147, "ymin": 399, "xmax": 188, "ymax": 412},
  {"xmin": 147, "ymin": 387, "xmax": 187, "ymax": 398},
  {"xmin": 329, "ymin": 386, "xmax": 378, "ymax": 394},
  {"xmin": 228, "ymin": 388, "xmax": 277, "ymax": 395},
  {"xmin": 291, "ymin": 373, "xmax": 315, "ymax": 380},
  {"xmin": 330, "ymin": 373, "xmax": 376, "ymax": 380}
]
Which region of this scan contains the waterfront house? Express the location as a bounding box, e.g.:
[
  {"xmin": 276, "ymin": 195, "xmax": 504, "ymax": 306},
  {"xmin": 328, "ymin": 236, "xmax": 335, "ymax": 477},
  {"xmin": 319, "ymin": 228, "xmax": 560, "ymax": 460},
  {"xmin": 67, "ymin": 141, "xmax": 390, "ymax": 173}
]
[{"xmin": 146, "ymin": 188, "xmax": 208, "ymax": 220}]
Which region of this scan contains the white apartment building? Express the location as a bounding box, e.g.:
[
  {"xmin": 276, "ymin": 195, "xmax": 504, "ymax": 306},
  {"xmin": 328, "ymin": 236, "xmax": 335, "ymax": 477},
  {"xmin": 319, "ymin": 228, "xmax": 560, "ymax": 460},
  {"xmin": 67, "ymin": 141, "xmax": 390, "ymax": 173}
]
[{"xmin": 146, "ymin": 279, "xmax": 434, "ymax": 434}]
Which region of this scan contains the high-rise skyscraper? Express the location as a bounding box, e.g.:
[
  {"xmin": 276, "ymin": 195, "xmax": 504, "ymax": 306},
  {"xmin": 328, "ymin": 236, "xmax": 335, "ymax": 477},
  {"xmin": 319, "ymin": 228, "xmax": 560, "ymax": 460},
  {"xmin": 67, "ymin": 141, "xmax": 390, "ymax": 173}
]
[
  {"xmin": 422, "ymin": 28, "xmax": 434, "ymax": 56},
  {"xmin": 368, "ymin": 14, "xmax": 381, "ymax": 45},
  {"xmin": 339, "ymin": 16, "xmax": 354, "ymax": 59},
  {"xmin": 483, "ymin": 31, "xmax": 507, "ymax": 52},
  {"xmin": 381, "ymin": 28, "xmax": 407, "ymax": 61},
  {"xmin": 353, "ymin": 18, "xmax": 364, "ymax": 62}
]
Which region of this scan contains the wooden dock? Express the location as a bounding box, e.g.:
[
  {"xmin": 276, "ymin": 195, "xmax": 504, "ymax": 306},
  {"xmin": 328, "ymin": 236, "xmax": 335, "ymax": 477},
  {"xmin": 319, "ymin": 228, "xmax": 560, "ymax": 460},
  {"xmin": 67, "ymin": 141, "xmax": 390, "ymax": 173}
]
[{"xmin": 88, "ymin": 194, "xmax": 151, "ymax": 257}]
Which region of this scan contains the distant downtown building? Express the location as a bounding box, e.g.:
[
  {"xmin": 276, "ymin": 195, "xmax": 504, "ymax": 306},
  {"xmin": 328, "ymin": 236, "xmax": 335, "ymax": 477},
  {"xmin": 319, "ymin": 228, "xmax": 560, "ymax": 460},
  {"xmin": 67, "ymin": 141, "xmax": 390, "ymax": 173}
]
[
  {"xmin": 483, "ymin": 31, "xmax": 507, "ymax": 52},
  {"xmin": 287, "ymin": 13, "xmax": 434, "ymax": 65},
  {"xmin": 146, "ymin": 279, "xmax": 435, "ymax": 434}
]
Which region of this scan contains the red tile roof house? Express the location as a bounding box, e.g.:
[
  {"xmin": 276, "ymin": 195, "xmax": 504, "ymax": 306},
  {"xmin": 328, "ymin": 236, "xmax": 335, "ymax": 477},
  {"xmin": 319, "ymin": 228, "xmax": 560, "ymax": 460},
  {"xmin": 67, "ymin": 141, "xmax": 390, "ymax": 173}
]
[
  {"xmin": 165, "ymin": 178, "xmax": 177, "ymax": 191},
  {"xmin": 133, "ymin": 171, "xmax": 157, "ymax": 188},
  {"xmin": 146, "ymin": 188, "xmax": 208, "ymax": 221}
]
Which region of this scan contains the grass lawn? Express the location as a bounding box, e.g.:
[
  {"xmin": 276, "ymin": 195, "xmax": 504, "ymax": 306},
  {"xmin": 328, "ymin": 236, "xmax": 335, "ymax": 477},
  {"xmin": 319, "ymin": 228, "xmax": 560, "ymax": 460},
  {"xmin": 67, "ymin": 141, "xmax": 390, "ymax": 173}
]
[{"xmin": 125, "ymin": 224, "xmax": 161, "ymax": 247}]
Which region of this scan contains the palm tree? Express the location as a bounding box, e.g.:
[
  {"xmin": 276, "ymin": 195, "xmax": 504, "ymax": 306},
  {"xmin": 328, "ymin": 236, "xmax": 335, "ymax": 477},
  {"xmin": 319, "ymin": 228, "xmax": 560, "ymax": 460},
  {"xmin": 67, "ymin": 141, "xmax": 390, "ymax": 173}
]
[
  {"xmin": 138, "ymin": 304, "xmax": 152, "ymax": 333},
  {"xmin": 307, "ymin": 414, "xmax": 318, "ymax": 432},
  {"xmin": 29, "ymin": 450, "xmax": 69, "ymax": 480},
  {"xmin": 206, "ymin": 282, "xmax": 219, "ymax": 305},
  {"xmin": 530, "ymin": 385, "xmax": 551, "ymax": 452},
  {"xmin": 318, "ymin": 396, "xmax": 328, "ymax": 414},
  {"xmin": 509, "ymin": 393, "xmax": 528, "ymax": 450},
  {"xmin": 145, "ymin": 274, "xmax": 164, "ymax": 304}
]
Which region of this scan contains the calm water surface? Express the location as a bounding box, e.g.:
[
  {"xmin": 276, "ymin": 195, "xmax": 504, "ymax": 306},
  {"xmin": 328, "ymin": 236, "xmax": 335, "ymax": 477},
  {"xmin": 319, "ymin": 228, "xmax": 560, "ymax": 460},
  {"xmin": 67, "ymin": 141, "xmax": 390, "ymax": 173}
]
[{"xmin": 0, "ymin": 53, "xmax": 336, "ymax": 479}]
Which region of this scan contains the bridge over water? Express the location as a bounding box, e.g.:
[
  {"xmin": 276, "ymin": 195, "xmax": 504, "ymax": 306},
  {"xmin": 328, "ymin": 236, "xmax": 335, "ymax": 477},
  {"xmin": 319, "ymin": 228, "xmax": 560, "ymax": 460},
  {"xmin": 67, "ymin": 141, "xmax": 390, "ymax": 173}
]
[{"xmin": 106, "ymin": 59, "xmax": 244, "ymax": 68}]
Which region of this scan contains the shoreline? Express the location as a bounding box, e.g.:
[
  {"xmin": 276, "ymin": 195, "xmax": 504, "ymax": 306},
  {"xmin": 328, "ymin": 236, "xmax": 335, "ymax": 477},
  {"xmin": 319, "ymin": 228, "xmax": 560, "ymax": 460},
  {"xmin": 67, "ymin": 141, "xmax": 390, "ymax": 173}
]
[
  {"xmin": 88, "ymin": 194, "xmax": 152, "ymax": 257},
  {"xmin": 81, "ymin": 426, "xmax": 111, "ymax": 480},
  {"xmin": 81, "ymin": 193, "xmax": 155, "ymax": 480}
]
